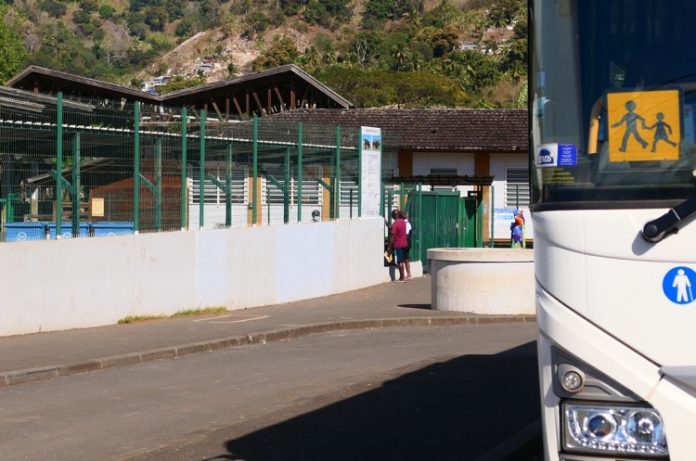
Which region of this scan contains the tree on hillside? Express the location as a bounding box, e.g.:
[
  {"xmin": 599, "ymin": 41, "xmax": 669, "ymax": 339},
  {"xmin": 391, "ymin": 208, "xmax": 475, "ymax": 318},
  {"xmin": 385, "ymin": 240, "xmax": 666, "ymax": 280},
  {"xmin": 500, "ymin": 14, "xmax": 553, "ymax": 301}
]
[
  {"xmin": 251, "ymin": 35, "xmax": 300, "ymax": 71},
  {"xmin": 414, "ymin": 26, "xmax": 459, "ymax": 58},
  {"xmin": 144, "ymin": 7, "xmax": 168, "ymax": 31},
  {"xmin": 350, "ymin": 32, "xmax": 383, "ymax": 68},
  {"xmin": 156, "ymin": 75, "xmax": 206, "ymax": 93},
  {"xmin": 39, "ymin": 0, "xmax": 66, "ymax": 18},
  {"xmin": 315, "ymin": 67, "xmax": 469, "ymax": 107},
  {"xmin": 0, "ymin": 7, "xmax": 27, "ymax": 83}
]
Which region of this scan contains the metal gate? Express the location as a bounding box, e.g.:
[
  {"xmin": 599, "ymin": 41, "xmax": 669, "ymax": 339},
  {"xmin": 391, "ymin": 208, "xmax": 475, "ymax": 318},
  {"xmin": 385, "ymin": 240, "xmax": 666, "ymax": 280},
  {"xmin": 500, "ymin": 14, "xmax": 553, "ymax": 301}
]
[{"xmin": 398, "ymin": 189, "xmax": 482, "ymax": 270}]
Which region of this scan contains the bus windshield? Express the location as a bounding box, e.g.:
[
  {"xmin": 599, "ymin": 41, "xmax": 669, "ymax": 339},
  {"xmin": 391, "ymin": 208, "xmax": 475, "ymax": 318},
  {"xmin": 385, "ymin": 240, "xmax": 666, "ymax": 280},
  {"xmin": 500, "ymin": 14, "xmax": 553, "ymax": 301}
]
[{"xmin": 531, "ymin": 0, "xmax": 696, "ymax": 207}]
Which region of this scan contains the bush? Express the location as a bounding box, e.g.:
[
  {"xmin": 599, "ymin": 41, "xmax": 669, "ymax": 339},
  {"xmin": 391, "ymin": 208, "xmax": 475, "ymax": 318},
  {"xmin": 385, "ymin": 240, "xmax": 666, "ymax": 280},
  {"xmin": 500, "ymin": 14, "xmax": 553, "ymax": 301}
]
[
  {"xmin": 72, "ymin": 9, "xmax": 90, "ymax": 24},
  {"xmin": 144, "ymin": 6, "xmax": 168, "ymax": 31},
  {"xmin": 242, "ymin": 10, "xmax": 269, "ymax": 38},
  {"xmin": 40, "ymin": 0, "xmax": 67, "ymax": 18},
  {"xmin": 175, "ymin": 18, "xmax": 196, "ymax": 37},
  {"xmin": 98, "ymin": 4, "xmax": 114, "ymax": 19},
  {"xmin": 129, "ymin": 22, "xmax": 148, "ymax": 39},
  {"xmin": 78, "ymin": 0, "xmax": 97, "ymax": 13}
]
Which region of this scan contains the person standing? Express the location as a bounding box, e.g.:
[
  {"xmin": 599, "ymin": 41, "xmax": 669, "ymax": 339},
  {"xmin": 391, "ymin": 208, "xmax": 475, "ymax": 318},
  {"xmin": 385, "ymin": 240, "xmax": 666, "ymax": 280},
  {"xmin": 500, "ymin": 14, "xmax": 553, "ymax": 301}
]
[
  {"xmin": 391, "ymin": 211, "xmax": 409, "ymax": 282},
  {"xmin": 511, "ymin": 209, "xmax": 525, "ymax": 248},
  {"xmin": 403, "ymin": 212, "xmax": 413, "ymax": 280},
  {"xmin": 384, "ymin": 209, "xmax": 399, "ymax": 281}
]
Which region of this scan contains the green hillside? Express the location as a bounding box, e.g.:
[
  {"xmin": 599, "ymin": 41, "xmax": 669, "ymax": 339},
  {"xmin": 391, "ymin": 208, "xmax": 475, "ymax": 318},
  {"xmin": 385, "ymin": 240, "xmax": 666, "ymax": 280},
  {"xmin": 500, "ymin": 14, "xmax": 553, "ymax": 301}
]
[{"xmin": 0, "ymin": 0, "xmax": 526, "ymax": 108}]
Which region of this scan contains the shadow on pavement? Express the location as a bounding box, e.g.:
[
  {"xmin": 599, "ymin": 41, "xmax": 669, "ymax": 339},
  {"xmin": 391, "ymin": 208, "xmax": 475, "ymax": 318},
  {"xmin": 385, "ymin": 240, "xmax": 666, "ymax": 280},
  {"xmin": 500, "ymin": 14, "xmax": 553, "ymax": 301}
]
[
  {"xmin": 210, "ymin": 341, "xmax": 540, "ymax": 461},
  {"xmin": 397, "ymin": 303, "xmax": 432, "ymax": 310}
]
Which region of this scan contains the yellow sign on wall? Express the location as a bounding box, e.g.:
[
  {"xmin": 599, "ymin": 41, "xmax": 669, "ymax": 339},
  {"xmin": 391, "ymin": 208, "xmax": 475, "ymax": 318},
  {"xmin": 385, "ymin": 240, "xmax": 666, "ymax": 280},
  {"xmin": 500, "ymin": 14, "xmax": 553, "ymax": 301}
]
[{"xmin": 607, "ymin": 90, "xmax": 681, "ymax": 162}]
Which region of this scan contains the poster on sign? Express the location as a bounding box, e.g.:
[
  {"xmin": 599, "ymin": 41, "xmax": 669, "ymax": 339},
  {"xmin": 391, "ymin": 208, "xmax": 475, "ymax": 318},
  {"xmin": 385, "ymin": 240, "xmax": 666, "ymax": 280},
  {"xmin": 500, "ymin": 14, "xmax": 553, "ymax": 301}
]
[{"xmin": 360, "ymin": 126, "xmax": 382, "ymax": 218}]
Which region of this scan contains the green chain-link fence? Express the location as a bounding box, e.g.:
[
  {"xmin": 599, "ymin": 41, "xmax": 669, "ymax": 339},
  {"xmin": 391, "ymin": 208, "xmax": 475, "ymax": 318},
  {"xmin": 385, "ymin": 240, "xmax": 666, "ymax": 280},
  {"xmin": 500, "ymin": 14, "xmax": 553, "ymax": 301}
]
[{"xmin": 0, "ymin": 87, "xmax": 394, "ymax": 242}]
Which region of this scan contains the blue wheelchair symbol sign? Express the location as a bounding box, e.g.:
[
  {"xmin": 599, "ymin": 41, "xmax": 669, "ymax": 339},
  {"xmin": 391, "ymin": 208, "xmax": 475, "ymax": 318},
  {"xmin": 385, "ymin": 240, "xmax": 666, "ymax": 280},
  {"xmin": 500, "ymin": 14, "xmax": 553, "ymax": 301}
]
[{"xmin": 663, "ymin": 266, "xmax": 696, "ymax": 305}]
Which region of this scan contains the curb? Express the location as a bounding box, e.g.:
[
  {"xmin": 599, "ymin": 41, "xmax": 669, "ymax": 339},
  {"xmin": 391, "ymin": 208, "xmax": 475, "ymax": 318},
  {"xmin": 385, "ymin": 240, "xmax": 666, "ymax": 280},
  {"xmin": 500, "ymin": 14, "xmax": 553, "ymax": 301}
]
[{"xmin": 0, "ymin": 315, "xmax": 536, "ymax": 388}]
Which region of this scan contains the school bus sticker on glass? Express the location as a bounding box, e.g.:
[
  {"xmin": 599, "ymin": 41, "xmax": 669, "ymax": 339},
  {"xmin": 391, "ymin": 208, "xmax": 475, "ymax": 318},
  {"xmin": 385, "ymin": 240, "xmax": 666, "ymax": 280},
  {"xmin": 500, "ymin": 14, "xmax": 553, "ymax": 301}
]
[{"xmin": 607, "ymin": 90, "xmax": 681, "ymax": 162}]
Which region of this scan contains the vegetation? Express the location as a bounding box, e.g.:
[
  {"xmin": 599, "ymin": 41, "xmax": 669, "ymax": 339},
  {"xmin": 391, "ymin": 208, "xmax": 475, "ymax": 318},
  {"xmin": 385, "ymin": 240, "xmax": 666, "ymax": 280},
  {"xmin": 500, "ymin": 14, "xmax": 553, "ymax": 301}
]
[
  {"xmin": 117, "ymin": 314, "xmax": 167, "ymax": 324},
  {"xmin": 156, "ymin": 75, "xmax": 207, "ymax": 94},
  {"xmin": 0, "ymin": 0, "xmax": 527, "ymax": 108},
  {"xmin": 0, "ymin": 7, "xmax": 27, "ymax": 83},
  {"xmin": 173, "ymin": 307, "xmax": 227, "ymax": 316}
]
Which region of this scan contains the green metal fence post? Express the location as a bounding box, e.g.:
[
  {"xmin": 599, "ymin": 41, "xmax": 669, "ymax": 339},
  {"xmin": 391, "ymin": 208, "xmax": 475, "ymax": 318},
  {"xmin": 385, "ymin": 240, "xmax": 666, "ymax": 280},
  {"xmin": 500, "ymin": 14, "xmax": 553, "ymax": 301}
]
[
  {"xmin": 284, "ymin": 146, "xmax": 290, "ymax": 224},
  {"xmin": 252, "ymin": 115, "xmax": 258, "ymax": 225},
  {"xmin": 6, "ymin": 193, "xmax": 14, "ymax": 224},
  {"xmin": 133, "ymin": 101, "xmax": 141, "ymax": 233},
  {"xmin": 334, "ymin": 126, "xmax": 341, "ymax": 219},
  {"xmin": 180, "ymin": 106, "xmax": 187, "ymax": 230},
  {"xmin": 400, "ymin": 182, "xmax": 405, "ymax": 211},
  {"xmin": 417, "ymin": 184, "xmax": 423, "ymax": 263},
  {"xmin": 56, "ymin": 92, "xmax": 63, "ymax": 239},
  {"xmin": 297, "ymin": 122, "xmax": 303, "ymax": 222},
  {"xmin": 199, "ymin": 108, "xmax": 206, "ymax": 229},
  {"xmin": 154, "ymin": 138, "xmax": 162, "ymax": 231},
  {"xmin": 72, "ymin": 132, "xmax": 80, "ymax": 237},
  {"xmin": 225, "ymin": 143, "xmax": 232, "ymax": 227},
  {"xmin": 477, "ymin": 187, "xmax": 484, "ymax": 248}
]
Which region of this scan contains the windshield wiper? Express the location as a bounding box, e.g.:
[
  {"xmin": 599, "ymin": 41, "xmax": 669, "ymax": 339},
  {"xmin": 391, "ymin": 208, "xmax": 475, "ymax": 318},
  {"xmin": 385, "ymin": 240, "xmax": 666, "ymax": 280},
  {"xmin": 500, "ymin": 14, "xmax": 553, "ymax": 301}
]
[{"xmin": 642, "ymin": 196, "xmax": 696, "ymax": 243}]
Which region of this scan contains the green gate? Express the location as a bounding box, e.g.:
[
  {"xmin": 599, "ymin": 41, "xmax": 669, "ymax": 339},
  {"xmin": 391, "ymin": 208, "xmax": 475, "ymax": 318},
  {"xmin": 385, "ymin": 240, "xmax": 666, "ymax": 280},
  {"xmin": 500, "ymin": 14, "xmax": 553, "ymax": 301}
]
[
  {"xmin": 458, "ymin": 191, "xmax": 483, "ymax": 248},
  {"xmin": 399, "ymin": 188, "xmax": 483, "ymax": 270}
]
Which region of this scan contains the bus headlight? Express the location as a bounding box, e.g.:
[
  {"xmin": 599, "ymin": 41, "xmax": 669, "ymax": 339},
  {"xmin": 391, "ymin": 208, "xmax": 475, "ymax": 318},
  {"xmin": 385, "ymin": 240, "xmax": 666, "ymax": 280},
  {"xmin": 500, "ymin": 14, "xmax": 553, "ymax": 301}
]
[{"xmin": 563, "ymin": 403, "xmax": 668, "ymax": 457}]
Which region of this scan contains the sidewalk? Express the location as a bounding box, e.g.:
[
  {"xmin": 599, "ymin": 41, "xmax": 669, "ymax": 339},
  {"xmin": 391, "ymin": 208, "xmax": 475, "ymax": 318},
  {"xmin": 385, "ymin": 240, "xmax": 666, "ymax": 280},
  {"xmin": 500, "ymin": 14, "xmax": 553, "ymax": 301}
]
[{"xmin": 0, "ymin": 276, "xmax": 535, "ymax": 387}]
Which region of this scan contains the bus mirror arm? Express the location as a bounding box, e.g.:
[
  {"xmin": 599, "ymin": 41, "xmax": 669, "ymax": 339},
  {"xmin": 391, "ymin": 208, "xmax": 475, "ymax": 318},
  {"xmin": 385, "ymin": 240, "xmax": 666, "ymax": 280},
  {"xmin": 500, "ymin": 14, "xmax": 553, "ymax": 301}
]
[{"xmin": 642, "ymin": 196, "xmax": 696, "ymax": 243}]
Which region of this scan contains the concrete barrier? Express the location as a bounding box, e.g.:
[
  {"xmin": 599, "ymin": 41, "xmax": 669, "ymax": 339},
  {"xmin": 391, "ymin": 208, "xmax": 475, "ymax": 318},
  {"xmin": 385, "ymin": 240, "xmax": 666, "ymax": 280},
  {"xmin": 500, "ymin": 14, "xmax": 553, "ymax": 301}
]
[
  {"xmin": 428, "ymin": 248, "xmax": 534, "ymax": 315},
  {"xmin": 0, "ymin": 218, "xmax": 386, "ymax": 336}
]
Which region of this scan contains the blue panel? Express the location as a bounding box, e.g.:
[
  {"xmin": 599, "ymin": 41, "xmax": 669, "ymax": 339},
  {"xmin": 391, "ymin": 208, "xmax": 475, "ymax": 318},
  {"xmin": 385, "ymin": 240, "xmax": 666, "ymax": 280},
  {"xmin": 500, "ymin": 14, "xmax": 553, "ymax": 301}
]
[
  {"xmin": 91, "ymin": 221, "xmax": 135, "ymax": 237},
  {"xmin": 4, "ymin": 223, "xmax": 50, "ymax": 241}
]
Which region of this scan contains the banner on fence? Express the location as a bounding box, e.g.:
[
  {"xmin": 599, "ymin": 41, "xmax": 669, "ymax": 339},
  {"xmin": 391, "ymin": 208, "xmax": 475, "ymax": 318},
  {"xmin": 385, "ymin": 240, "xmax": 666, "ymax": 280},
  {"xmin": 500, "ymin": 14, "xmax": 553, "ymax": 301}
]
[{"xmin": 360, "ymin": 126, "xmax": 382, "ymax": 217}]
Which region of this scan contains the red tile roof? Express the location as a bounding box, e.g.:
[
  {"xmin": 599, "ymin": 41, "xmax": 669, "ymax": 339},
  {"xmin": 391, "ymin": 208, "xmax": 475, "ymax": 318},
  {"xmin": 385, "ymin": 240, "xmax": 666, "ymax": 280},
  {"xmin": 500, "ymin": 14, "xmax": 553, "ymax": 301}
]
[{"xmin": 272, "ymin": 108, "xmax": 528, "ymax": 153}]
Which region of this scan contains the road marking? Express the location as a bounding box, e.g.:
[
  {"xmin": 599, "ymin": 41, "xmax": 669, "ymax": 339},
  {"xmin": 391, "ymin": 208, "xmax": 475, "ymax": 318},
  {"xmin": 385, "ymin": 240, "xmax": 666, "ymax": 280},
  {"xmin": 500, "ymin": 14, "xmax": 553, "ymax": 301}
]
[{"xmin": 193, "ymin": 314, "xmax": 270, "ymax": 324}]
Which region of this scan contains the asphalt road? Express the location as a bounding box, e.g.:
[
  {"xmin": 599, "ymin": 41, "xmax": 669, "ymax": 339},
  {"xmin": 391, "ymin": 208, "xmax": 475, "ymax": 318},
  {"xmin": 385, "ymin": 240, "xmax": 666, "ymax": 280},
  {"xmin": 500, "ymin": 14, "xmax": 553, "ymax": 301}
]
[{"xmin": 0, "ymin": 323, "xmax": 539, "ymax": 461}]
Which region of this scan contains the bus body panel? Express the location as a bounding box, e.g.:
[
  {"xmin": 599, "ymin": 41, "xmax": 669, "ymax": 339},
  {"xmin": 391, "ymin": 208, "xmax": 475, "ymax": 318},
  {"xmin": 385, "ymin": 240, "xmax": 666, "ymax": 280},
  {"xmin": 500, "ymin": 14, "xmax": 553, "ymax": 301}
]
[
  {"xmin": 531, "ymin": 0, "xmax": 696, "ymax": 458},
  {"xmin": 537, "ymin": 282, "xmax": 696, "ymax": 460},
  {"xmin": 534, "ymin": 209, "xmax": 696, "ymax": 367}
]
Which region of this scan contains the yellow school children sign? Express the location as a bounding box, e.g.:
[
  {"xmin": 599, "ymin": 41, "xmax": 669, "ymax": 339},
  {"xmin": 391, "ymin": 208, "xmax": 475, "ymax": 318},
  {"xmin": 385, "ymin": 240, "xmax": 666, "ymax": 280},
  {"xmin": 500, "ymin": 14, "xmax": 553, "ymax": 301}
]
[{"xmin": 607, "ymin": 90, "xmax": 681, "ymax": 162}]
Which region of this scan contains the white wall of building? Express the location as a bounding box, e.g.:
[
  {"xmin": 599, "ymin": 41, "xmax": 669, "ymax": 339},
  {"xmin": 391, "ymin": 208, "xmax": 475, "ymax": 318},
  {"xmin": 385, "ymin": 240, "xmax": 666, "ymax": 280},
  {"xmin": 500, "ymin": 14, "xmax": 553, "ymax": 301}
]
[
  {"xmin": 490, "ymin": 153, "xmax": 534, "ymax": 240},
  {"xmin": 412, "ymin": 152, "xmax": 475, "ymax": 176},
  {"xmin": 0, "ymin": 218, "xmax": 386, "ymax": 337},
  {"xmin": 408, "ymin": 151, "xmax": 533, "ymax": 242}
]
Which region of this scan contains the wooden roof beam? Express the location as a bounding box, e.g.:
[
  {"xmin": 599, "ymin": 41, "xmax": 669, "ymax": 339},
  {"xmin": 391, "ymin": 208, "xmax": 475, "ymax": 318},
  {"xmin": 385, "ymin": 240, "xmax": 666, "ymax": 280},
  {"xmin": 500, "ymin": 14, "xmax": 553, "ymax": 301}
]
[
  {"xmin": 232, "ymin": 95, "xmax": 244, "ymax": 118},
  {"xmin": 252, "ymin": 90, "xmax": 264, "ymax": 115},
  {"xmin": 273, "ymin": 86, "xmax": 285, "ymax": 112},
  {"xmin": 210, "ymin": 100, "xmax": 223, "ymax": 121},
  {"xmin": 267, "ymin": 87, "xmax": 272, "ymax": 115}
]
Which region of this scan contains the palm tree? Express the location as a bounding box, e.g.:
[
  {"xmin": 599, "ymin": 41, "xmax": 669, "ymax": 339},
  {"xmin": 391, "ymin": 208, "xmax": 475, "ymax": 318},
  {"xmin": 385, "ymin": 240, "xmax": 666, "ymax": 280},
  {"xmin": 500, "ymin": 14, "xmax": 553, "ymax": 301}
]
[
  {"xmin": 515, "ymin": 80, "xmax": 528, "ymax": 109},
  {"xmin": 402, "ymin": 9, "xmax": 420, "ymax": 31},
  {"xmin": 300, "ymin": 46, "xmax": 321, "ymax": 71},
  {"xmin": 391, "ymin": 43, "xmax": 411, "ymax": 72}
]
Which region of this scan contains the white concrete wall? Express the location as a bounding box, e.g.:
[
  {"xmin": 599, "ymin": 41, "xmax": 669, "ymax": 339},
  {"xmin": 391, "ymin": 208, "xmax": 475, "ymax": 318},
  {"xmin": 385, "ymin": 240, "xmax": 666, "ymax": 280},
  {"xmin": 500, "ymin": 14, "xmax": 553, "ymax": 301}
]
[
  {"xmin": 429, "ymin": 248, "xmax": 535, "ymax": 315},
  {"xmin": 0, "ymin": 218, "xmax": 386, "ymax": 336},
  {"xmin": 189, "ymin": 204, "xmax": 359, "ymax": 228}
]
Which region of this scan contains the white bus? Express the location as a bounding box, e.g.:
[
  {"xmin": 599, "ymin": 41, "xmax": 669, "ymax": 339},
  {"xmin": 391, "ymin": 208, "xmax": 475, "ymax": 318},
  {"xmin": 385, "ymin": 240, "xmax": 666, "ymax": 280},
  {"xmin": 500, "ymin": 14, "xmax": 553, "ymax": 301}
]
[{"xmin": 530, "ymin": 1, "xmax": 696, "ymax": 460}]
